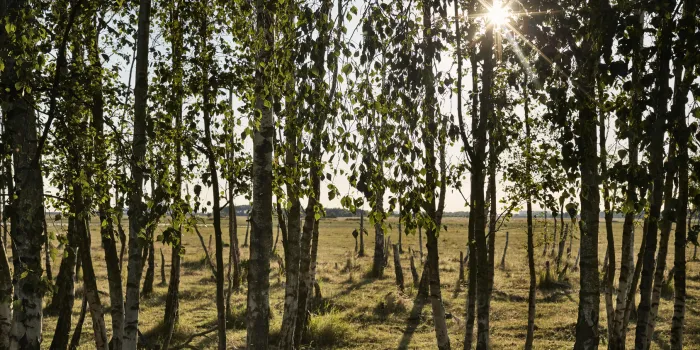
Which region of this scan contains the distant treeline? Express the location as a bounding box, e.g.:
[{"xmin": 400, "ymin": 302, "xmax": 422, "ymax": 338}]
[
  {"xmin": 221, "ymin": 205, "xmax": 252, "ymax": 217},
  {"xmin": 222, "ymin": 206, "xmax": 469, "ymax": 218}
]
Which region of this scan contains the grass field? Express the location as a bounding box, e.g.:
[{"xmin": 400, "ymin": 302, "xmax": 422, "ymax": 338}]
[{"xmin": 35, "ymin": 216, "xmax": 700, "ymax": 349}]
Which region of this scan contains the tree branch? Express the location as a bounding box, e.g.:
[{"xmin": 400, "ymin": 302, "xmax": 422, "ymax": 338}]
[{"xmin": 34, "ymin": 0, "xmax": 84, "ymax": 164}]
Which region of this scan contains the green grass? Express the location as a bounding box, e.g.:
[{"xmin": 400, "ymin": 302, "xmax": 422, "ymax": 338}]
[
  {"xmin": 29, "ymin": 216, "xmax": 700, "ymax": 348},
  {"xmin": 306, "ymin": 311, "xmax": 352, "ymax": 347}
]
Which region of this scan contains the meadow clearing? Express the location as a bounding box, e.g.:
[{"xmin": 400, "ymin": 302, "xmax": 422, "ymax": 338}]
[{"xmin": 36, "ymin": 216, "xmax": 700, "ymax": 349}]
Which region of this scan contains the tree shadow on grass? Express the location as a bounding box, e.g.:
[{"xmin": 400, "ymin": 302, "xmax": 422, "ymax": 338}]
[
  {"xmin": 652, "ymin": 330, "xmax": 671, "ymax": 350},
  {"xmin": 332, "ymin": 275, "xmax": 375, "ymax": 299},
  {"xmin": 140, "ymin": 319, "xmax": 220, "ymax": 350},
  {"xmin": 190, "ymin": 331, "xmax": 218, "ymax": 350},
  {"xmin": 397, "ymin": 268, "xmax": 429, "ymax": 350}
]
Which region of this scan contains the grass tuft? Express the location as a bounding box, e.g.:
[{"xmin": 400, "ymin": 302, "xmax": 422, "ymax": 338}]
[
  {"xmin": 374, "ymin": 291, "xmax": 407, "ymax": 317},
  {"xmin": 661, "ymin": 278, "xmax": 674, "ymax": 300},
  {"xmin": 538, "ymin": 269, "xmax": 570, "ymax": 291},
  {"xmin": 226, "ymin": 303, "xmax": 247, "ymax": 330},
  {"xmin": 305, "ymin": 311, "xmax": 351, "ymax": 347}
]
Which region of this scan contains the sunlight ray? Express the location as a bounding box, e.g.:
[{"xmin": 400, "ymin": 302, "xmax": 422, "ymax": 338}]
[
  {"xmin": 502, "ymin": 31, "xmax": 540, "ymax": 89},
  {"xmin": 503, "ymin": 22, "xmax": 599, "ymax": 106}
]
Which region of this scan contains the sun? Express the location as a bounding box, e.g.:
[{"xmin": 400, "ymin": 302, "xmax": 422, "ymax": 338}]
[{"xmin": 488, "ymin": 0, "xmax": 510, "ymax": 26}]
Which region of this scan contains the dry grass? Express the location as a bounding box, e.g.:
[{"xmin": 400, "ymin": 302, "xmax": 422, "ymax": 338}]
[{"xmin": 30, "ymin": 216, "xmax": 700, "ymax": 349}]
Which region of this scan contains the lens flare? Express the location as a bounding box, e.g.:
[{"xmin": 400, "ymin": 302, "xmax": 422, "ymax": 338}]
[{"xmin": 488, "ymin": 0, "xmax": 510, "ymax": 26}]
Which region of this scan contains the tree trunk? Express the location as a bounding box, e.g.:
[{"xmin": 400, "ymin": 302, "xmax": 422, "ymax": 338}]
[
  {"xmin": 279, "ymin": 114, "xmax": 302, "ymax": 349},
  {"xmin": 49, "ymin": 217, "xmax": 78, "ymax": 350},
  {"xmin": 359, "ymin": 210, "xmax": 365, "ymax": 256},
  {"xmin": 384, "ymin": 236, "xmax": 391, "ymax": 268},
  {"xmin": 474, "ymin": 16, "xmax": 492, "ymax": 350},
  {"xmin": 199, "ymin": 16, "xmax": 227, "ymax": 345},
  {"xmin": 310, "ymin": 214, "xmax": 321, "ymax": 308},
  {"xmin": 556, "ymin": 197, "xmax": 566, "ymax": 270},
  {"xmin": 418, "ymin": 221, "xmax": 423, "ymax": 261},
  {"xmin": 63, "ymin": 30, "xmax": 111, "ymax": 343},
  {"xmin": 227, "ymin": 201, "xmax": 241, "ymax": 302},
  {"xmin": 500, "ymin": 232, "xmax": 509, "ymax": 269},
  {"xmin": 296, "ymin": 156, "xmax": 323, "ymax": 347},
  {"xmin": 623, "ymin": 213, "xmax": 648, "ymax": 337},
  {"xmin": 44, "ymin": 214, "xmax": 52, "ymax": 282},
  {"xmin": 572, "ymin": 6, "xmax": 604, "ymax": 345},
  {"xmin": 635, "ymin": 1, "xmax": 672, "ymax": 347},
  {"xmin": 68, "ymin": 295, "xmax": 87, "ymax": 350},
  {"xmin": 393, "ymin": 244, "xmax": 404, "ymax": 291},
  {"xmin": 410, "ymin": 253, "xmax": 419, "ymax": 288},
  {"xmin": 487, "ymin": 129, "xmax": 497, "ymax": 302},
  {"xmin": 543, "ymin": 213, "xmax": 548, "ymax": 256},
  {"xmin": 77, "ymin": 215, "xmax": 108, "ymax": 350},
  {"xmin": 296, "ymin": 194, "xmax": 315, "ymax": 347},
  {"xmin": 398, "ymin": 201, "xmax": 403, "ymax": 253},
  {"xmin": 90, "ymin": 17, "xmax": 124, "ymax": 345},
  {"xmin": 0, "ymin": 153, "xmax": 5, "ymax": 254},
  {"xmin": 611, "ymin": 11, "xmax": 643, "ymax": 346},
  {"xmin": 141, "ymin": 234, "xmax": 155, "ymax": 298},
  {"xmin": 372, "ymin": 191, "xmax": 386, "ymax": 278},
  {"xmin": 670, "ymin": 2, "xmax": 694, "ymax": 343},
  {"xmin": 160, "ymin": 249, "xmax": 166, "ymax": 286},
  {"xmin": 567, "ymin": 225, "xmax": 573, "ymax": 261},
  {"xmin": 421, "ymin": 2, "xmax": 450, "ymax": 348},
  {"xmin": 427, "ymin": 228, "xmax": 450, "ymax": 349},
  {"xmin": 273, "ymin": 222, "xmax": 280, "ymax": 255},
  {"xmin": 243, "ymin": 219, "xmax": 250, "ymax": 248},
  {"xmin": 0, "ymin": 234, "xmax": 12, "ymax": 350},
  {"xmin": 646, "ymin": 145, "xmax": 677, "ymax": 347},
  {"xmin": 463, "ymin": 28, "xmax": 479, "ymax": 347},
  {"xmin": 123, "ymin": 0, "xmax": 152, "ymax": 346},
  {"xmin": 195, "ymin": 225, "xmax": 217, "ymax": 278},
  {"xmin": 117, "ymin": 202, "xmax": 127, "ymax": 273},
  {"xmin": 557, "ymin": 223, "xmax": 568, "ymax": 271},
  {"xmin": 524, "ymin": 73, "xmax": 535, "ymax": 350},
  {"xmin": 247, "ymin": 1, "xmax": 274, "ymax": 347},
  {"xmin": 161, "ymin": 4, "xmax": 184, "ymax": 345},
  {"xmin": 603, "ymin": 246, "xmax": 609, "ymax": 272},
  {"xmin": 4, "ymin": 6, "xmax": 45, "ymax": 347},
  {"xmin": 296, "ymin": 1, "xmax": 337, "ymax": 339},
  {"xmin": 526, "ymin": 196, "xmax": 536, "ymax": 350},
  {"xmin": 599, "ymin": 71, "xmax": 615, "ymax": 345},
  {"xmin": 551, "ymin": 214, "xmax": 557, "ymax": 257},
  {"xmin": 671, "ymin": 110, "xmax": 689, "ymax": 350}
]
